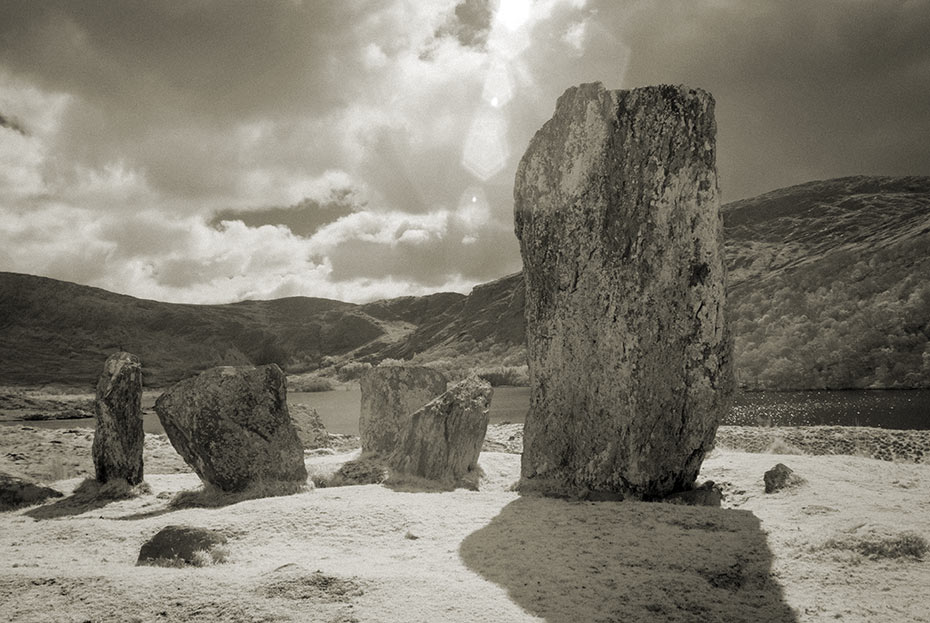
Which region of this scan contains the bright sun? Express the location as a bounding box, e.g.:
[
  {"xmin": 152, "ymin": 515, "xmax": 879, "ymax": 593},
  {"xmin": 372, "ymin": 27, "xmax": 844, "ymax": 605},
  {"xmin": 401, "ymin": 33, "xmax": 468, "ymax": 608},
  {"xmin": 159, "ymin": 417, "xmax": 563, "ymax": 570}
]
[{"xmin": 495, "ymin": 0, "xmax": 531, "ymax": 31}]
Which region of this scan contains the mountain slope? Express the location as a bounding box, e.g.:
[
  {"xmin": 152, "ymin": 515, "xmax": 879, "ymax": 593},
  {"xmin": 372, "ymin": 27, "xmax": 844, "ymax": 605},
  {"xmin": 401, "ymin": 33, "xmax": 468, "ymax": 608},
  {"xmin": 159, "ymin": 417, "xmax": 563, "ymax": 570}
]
[
  {"xmin": 1, "ymin": 175, "xmax": 928, "ymax": 389},
  {"xmin": 0, "ymin": 273, "xmax": 384, "ymax": 386},
  {"xmin": 724, "ymin": 175, "xmax": 930, "ymax": 389}
]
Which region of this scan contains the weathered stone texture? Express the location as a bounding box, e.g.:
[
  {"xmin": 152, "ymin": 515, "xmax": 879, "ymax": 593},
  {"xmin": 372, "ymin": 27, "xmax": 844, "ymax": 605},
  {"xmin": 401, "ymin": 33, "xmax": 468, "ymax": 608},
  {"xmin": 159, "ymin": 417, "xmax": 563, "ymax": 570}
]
[
  {"xmin": 92, "ymin": 351, "xmax": 144, "ymax": 485},
  {"xmin": 154, "ymin": 365, "xmax": 307, "ymax": 492},
  {"xmin": 359, "ymin": 366, "xmax": 448, "ymax": 455},
  {"xmin": 515, "ymin": 82, "xmax": 734, "ymax": 499},
  {"xmin": 764, "ymin": 463, "xmax": 803, "ymax": 493},
  {"xmin": 289, "ymin": 403, "xmax": 330, "ymax": 450},
  {"xmin": 387, "ymin": 376, "xmax": 492, "ymax": 485}
]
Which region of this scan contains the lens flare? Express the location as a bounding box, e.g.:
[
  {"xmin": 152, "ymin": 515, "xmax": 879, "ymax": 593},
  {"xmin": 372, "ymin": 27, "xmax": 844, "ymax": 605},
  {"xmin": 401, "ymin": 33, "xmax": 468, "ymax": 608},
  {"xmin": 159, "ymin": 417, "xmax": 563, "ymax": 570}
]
[{"xmin": 461, "ymin": 110, "xmax": 509, "ymax": 181}]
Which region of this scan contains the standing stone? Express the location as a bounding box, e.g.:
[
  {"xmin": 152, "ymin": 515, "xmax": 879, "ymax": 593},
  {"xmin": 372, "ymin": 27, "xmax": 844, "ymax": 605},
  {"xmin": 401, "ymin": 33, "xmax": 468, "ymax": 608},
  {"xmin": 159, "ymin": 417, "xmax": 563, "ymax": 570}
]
[
  {"xmin": 154, "ymin": 365, "xmax": 307, "ymax": 492},
  {"xmin": 514, "ymin": 83, "xmax": 734, "ymax": 499},
  {"xmin": 93, "ymin": 352, "xmax": 144, "ymax": 485},
  {"xmin": 359, "ymin": 366, "xmax": 448, "ymax": 455},
  {"xmin": 387, "ymin": 376, "xmax": 492, "ymax": 486}
]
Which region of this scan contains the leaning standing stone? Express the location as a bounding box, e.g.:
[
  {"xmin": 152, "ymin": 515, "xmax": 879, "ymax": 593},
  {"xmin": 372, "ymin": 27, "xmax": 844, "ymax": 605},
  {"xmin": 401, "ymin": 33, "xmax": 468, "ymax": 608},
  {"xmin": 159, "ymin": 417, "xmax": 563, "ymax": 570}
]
[
  {"xmin": 93, "ymin": 351, "xmax": 144, "ymax": 485},
  {"xmin": 359, "ymin": 366, "xmax": 447, "ymax": 455},
  {"xmin": 154, "ymin": 365, "xmax": 307, "ymax": 493},
  {"xmin": 387, "ymin": 376, "xmax": 492, "ymax": 486},
  {"xmin": 514, "ymin": 82, "xmax": 734, "ymax": 499}
]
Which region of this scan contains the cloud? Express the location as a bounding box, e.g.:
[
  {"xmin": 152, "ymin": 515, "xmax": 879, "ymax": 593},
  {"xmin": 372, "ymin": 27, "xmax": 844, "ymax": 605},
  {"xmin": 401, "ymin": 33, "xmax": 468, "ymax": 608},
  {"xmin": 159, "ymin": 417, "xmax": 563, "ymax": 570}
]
[
  {"xmin": 0, "ymin": 111, "xmax": 28, "ymax": 135},
  {"xmin": 1, "ymin": 0, "xmax": 928, "ymax": 304},
  {"xmin": 605, "ymin": 0, "xmax": 930, "ymax": 198},
  {"xmin": 436, "ymin": 0, "xmax": 493, "ymax": 49}
]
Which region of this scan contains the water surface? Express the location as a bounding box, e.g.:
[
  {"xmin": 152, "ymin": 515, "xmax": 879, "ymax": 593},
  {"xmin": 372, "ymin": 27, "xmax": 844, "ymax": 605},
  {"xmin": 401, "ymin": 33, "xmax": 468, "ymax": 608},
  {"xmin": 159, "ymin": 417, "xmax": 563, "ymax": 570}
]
[{"xmin": 4, "ymin": 387, "xmax": 928, "ymax": 434}]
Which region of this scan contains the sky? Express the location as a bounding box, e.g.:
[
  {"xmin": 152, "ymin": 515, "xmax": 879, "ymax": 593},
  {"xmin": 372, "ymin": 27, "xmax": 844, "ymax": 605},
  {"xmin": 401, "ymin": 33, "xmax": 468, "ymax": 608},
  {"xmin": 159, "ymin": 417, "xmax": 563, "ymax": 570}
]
[{"xmin": 1, "ymin": 0, "xmax": 928, "ymax": 304}]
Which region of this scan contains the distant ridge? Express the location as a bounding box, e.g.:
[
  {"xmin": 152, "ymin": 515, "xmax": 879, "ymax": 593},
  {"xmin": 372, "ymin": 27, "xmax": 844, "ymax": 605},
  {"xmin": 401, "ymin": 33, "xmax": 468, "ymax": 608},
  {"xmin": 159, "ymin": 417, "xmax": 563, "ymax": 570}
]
[{"xmin": 2, "ymin": 175, "xmax": 929, "ymax": 389}]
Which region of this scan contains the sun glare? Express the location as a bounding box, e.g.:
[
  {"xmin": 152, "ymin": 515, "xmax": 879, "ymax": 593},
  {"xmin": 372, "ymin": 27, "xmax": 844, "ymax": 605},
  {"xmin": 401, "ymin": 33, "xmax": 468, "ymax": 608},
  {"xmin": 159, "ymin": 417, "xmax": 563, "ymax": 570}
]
[{"xmin": 495, "ymin": 0, "xmax": 531, "ymax": 31}]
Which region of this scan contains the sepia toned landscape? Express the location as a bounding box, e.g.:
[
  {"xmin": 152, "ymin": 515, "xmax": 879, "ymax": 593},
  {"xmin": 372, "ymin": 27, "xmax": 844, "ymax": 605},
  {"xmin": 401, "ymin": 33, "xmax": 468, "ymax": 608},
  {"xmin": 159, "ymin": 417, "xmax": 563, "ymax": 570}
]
[{"xmin": 2, "ymin": 2, "xmax": 930, "ymax": 622}]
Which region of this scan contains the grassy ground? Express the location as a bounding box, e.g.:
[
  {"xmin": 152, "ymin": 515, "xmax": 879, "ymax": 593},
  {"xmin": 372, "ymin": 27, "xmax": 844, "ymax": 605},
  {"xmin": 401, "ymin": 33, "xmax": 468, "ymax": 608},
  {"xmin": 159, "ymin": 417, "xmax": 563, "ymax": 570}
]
[{"xmin": 2, "ymin": 424, "xmax": 930, "ymax": 622}]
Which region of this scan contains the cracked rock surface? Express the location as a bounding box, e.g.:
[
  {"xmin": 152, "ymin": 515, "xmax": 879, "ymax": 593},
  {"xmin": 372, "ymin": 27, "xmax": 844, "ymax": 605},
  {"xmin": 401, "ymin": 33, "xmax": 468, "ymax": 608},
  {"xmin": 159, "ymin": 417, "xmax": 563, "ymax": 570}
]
[
  {"xmin": 154, "ymin": 364, "xmax": 307, "ymax": 492},
  {"xmin": 514, "ymin": 82, "xmax": 734, "ymax": 499}
]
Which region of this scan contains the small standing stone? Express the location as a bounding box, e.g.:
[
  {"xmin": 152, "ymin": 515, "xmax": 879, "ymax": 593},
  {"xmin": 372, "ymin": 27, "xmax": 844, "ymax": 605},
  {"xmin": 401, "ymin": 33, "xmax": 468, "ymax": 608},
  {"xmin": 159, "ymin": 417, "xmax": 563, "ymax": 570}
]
[
  {"xmin": 93, "ymin": 352, "xmax": 144, "ymax": 485},
  {"xmin": 154, "ymin": 365, "xmax": 307, "ymax": 493},
  {"xmin": 387, "ymin": 376, "xmax": 492, "ymax": 486},
  {"xmin": 515, "ymin": 83, "xmax": 734, "ymax": 499},
  {"xmin": 359, "ymin": 366, "xmax": 447, "ymax": 455},
  {"xmin": 764, "ymin": 463, "xmax": 803, "ymax": 493}
]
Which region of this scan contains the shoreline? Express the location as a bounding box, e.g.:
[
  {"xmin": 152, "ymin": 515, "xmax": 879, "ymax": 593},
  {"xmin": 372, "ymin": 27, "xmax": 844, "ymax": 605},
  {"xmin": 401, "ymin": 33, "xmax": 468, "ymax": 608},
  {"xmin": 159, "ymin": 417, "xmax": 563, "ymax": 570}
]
[{"xmin": 2, "ymin": 423, "xmax": 928, "ymax": 486}]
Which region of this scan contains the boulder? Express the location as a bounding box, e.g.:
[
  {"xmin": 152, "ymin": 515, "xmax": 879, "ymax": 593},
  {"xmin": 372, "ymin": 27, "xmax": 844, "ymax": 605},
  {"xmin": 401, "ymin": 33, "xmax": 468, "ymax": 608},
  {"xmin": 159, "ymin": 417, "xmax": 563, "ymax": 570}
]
[
  {"xmin": 359, "ymin": 366, "xmax": 448, "ymax": 455},
  {"xmin": 764, "ymin": 463, "xmax": 803, "ymax": 493},
  {"xmin": 289, "ymin": 403, "xmax": 330, "ymax": 450},
  {"xmin": 514, "ymin": 83, "xmax": 734, "ymax": 499},
  {"xmin": 137, "ymin": 525, "xmax": 227, "ymax": 567},
  {"xmin": 154, "ymin": 365, "xmax": 307, "ymax": 492},
  {"xmin": 92, "ymin": 352, "xmax": 144, "ymax": 485},
  {"xmin": 0, "ymin": 472, "xmax": 63, "ymax": 511},
  {"xmin": 387, "ymin": 376, "xmax": 492, "ymax": 486}
]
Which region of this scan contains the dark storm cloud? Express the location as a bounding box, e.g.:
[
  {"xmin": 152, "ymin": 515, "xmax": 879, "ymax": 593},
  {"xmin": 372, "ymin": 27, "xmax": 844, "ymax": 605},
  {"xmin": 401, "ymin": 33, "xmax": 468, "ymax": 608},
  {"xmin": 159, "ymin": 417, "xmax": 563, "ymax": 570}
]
[
  {"xmin": 0, "ymin": 112, "xmax": 28, "ymax": 136},
  {"xmin": 0, "ymin": 0, "xmax": 390, "ymax": 202},
  {"xmin": 593, "ymin": 0, "xmax": 930, "ymax": 199}
]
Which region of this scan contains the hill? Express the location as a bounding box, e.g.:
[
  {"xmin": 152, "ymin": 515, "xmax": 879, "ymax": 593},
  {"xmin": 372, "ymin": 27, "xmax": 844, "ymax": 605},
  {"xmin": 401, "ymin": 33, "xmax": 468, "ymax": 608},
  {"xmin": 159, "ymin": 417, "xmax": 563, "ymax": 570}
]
[
  {"xmin": 724, "ymin": 176, "xmax": 930, "ymax": 389},
  {"xmin": 1, "ymin": 175, "xmax": 928, "ymax": 389}
]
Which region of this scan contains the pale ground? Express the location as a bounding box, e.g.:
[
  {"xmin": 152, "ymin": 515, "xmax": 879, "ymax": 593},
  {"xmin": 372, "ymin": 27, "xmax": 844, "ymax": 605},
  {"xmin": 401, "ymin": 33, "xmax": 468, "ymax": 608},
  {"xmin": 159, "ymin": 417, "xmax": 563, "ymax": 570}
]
[{"xmin": 2, "ymin": 426, "xmax": 929, "ymax": 622}]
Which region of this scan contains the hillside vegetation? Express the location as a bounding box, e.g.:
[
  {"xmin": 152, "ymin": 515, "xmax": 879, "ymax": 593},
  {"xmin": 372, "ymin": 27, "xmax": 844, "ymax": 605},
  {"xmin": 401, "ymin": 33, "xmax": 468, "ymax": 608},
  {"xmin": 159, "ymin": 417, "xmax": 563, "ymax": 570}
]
[
  {"xmin": 1, "ymin": 175, "xmax": 928, "ymax": 389},
  {"xmin": 725, "ymin": 176, "xmax": 930, "ymax": 389}
]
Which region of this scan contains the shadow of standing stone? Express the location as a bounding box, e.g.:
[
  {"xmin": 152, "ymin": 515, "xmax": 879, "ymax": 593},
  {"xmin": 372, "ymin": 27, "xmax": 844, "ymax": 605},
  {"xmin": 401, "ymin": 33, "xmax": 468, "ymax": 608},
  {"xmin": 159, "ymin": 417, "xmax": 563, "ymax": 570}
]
[
  {"xmin": 460, "ymin": 498, "xmax": 798, "ymax": 622},
  {"xmin": 93, "ymin": 352, "xmax": 144, "ymax": 485},
  {"xmin": 514, "ymin": 83, "xmax": 734, "ymax": 499},
  {"xmin": 0, "ymin": 472, "xmax": 62, "ymax": 511}
]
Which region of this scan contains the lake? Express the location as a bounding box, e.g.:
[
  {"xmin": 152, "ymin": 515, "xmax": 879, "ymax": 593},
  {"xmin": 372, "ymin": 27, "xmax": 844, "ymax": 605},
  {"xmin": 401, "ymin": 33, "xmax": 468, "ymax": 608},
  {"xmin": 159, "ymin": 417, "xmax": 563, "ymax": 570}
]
[{"xmin": 4, "ymin": 388, "xmax": 928, "ymax": 434}]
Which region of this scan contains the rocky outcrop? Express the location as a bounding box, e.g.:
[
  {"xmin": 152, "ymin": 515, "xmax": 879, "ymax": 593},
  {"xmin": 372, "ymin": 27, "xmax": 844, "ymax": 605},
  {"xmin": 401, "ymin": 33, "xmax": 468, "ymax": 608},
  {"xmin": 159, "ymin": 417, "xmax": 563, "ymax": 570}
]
[
  {"xmin": 289, "ymin": 403, "xmax": 330, "ymax": 450},
  {"xmin": 0, "ymin": 472, "xmax": 63, "ymax": 511},
  {"xmin": 387, "ymin": 376, "xmax": 492, "ymax": 486},
  {"xmin": 137, "ymin": 525, "xmax": 227, "ymax": 566},
  {"xmin": 154, "ymin": 365, "xmax": 307, "ymax": 492},
  {"xmin": 359, "ymin": 366, "xmax": 448, "ymax": 455},
  {"xmin": 92, "ymin": 352, "xmax": 144, "ymax": 485},
  {"xmin": 764, "ymin": 463, "xmax": 803, "ymax": 493},
  {"xmin": 515, "ymin": 83, "xmax": 734, "ymax": 499}
]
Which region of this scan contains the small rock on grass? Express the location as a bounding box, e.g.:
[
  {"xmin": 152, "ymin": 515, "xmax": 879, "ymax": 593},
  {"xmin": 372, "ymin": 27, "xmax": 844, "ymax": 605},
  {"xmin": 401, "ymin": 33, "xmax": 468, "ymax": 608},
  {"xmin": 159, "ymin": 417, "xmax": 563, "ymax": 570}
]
[
  {"xmin": 764, "ymin": 463, "xmax": 805, "ymax": 493},
  {"xmin": 0, "ymin": 471, "xmax": 63, "ymax": 511},
  {"xmin": 137, "ymin": 525, "xmax": 228, "ymax": 567}
]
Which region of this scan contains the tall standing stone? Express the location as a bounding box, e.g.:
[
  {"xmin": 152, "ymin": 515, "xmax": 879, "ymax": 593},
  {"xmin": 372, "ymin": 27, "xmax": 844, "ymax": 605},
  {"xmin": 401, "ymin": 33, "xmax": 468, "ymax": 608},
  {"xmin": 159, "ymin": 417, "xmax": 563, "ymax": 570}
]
[
  {"xmin": 514, "ymin": 83, "xmax": 734, "ymax": 499},
  {"xmin": 359, "ymin": 366, "xmax": 447, "ymax": 455},
  {"xmin": 93, "ymin": 352, "xmax": 144, "ymax": 485},
  {"xmin": 154, "ymin": 365, "xmax": 307, "ymax": 493}
]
